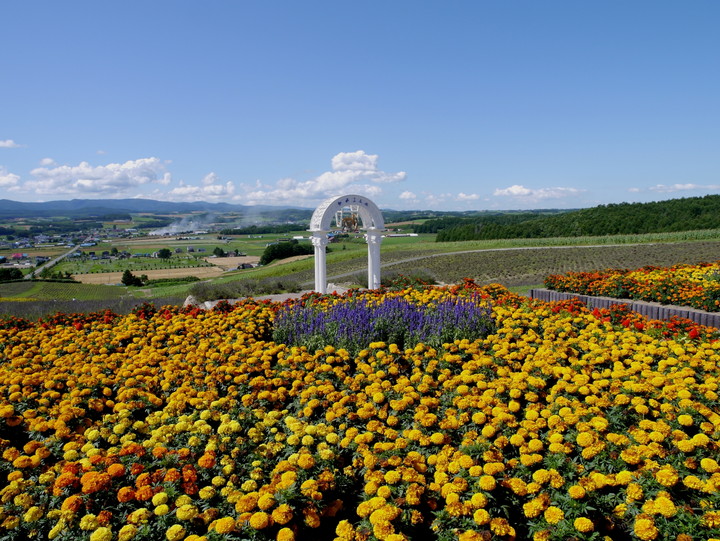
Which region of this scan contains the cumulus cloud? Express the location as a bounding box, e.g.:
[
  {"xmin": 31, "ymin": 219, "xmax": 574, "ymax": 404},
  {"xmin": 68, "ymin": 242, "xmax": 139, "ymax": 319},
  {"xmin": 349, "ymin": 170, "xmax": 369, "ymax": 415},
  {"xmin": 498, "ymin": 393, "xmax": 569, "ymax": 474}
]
[
  {"xmin": 457, "ymin": 192, "xmax": 480, "ymax": 201},
  {"xmin": 24, "ymin": 157, "xmax": 171, "ymax": 196},
  {"xmin": 493, "ymin": 184, "xmax": 583, "ymax": 200},
  {"xmin": 399, "ymin": 191, "xmax": 417, "ymax": 200},
  {"xmin": 647, "ymin": 183, "xmax": 720, "ymax": 193},
  {"xmin": 0, "ymin": 139, "xmax": 21, "ymax": 148},
  {"xmin": 167, "ymin": 172, "xmax": 235, "ymax": 202},
  {"xmin": 242, "ymin": 150, "xmax": 406, "ymax": 205},
  {"xmin": 39, "ymin": 158, "xmax": 56, "ymax": 166},
  {"xmin": 0, "ymin": 167, "xmax": 20, "ymax": 189}
]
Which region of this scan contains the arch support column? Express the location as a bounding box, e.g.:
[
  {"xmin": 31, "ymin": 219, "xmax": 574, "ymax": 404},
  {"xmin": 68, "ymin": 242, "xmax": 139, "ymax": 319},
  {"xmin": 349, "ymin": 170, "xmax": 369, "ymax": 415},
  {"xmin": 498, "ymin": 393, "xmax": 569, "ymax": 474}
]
[
  {"xmin": 311, "ymin": 231, "xmax": 329, "ymax": 294},
  {"xmin": 366, "ymin": 228, "xmax": 382, "ymax": 289},
  {"xmin": 309, "ymin": 194, "xmax": 385, "ymax": 294}
]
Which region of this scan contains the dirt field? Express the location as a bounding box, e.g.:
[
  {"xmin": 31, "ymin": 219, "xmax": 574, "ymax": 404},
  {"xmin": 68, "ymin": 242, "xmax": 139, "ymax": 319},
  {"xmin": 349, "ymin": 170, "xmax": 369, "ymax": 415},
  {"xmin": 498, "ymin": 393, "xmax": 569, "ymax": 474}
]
[
  {"xmin": 72, "ymin": 266, "xmax": 226, "ymax": 285},
  {"xmin": 202, "ymin": 256, "xmax": 260, "ymax": 270}
]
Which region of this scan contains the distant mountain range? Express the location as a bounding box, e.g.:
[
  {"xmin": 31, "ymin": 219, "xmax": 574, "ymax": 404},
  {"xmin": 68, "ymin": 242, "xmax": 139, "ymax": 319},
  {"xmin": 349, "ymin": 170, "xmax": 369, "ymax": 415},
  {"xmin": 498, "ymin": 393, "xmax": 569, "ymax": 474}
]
[{"xmin": 0, "ymin": 198, "xmax": 311, "ymax": 219}]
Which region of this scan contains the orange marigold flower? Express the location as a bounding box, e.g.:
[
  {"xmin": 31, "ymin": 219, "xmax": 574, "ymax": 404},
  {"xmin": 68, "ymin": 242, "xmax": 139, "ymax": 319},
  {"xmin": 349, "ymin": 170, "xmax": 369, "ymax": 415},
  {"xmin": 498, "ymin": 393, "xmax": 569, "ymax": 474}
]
[
  {"xmin": 107, "ymin": 463, "xmax": 125, "ymax": 478},
  {"xmin": 61, "ymin": 494, "xmax": 83, "ymax": 513},
  {"xmin": 117, "ymin": 486, "xmax": 135, "ymax": 503},
  {"xmin": 135, "ymin": 485, "xmax": 154, "ymax": 501},
  {"xmin": 198, "ymin": 452, "xmax": 216, "ymax": 469},
  {"xmin": 80, "ymin": 471, "xmax": 112, "ymax": 494},
  {"xmin": 272, "ymin": 504, "xmax": 293, "ymax": 525},
  {"xmin": 164, "ymin": 468, "xmax": 181, "ymax": 483}
]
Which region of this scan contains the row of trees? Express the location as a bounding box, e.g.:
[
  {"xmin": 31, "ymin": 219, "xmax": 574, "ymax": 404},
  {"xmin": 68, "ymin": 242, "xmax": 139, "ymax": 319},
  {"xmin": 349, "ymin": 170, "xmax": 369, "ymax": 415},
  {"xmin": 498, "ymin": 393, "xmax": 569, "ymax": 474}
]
[{"xmin": 429, "ymin": 195, "xmax": 720, "ymax": 242}]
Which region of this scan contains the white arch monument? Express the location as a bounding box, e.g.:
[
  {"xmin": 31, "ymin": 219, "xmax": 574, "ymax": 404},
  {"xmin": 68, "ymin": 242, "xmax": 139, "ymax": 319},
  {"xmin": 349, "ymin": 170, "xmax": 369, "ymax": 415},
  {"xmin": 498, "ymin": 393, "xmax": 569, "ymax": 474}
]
[{"xmin": 309, "ymin": 194, "xmax": 384, "ymax": 293}]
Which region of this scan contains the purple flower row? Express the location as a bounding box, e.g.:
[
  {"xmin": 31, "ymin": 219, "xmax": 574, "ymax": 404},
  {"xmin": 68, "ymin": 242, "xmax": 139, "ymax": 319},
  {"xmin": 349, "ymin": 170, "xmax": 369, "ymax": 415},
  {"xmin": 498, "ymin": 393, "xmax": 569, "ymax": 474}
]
[{"xmin": 272, "ymin": 295, "xmax": 494, "ymax": 354}]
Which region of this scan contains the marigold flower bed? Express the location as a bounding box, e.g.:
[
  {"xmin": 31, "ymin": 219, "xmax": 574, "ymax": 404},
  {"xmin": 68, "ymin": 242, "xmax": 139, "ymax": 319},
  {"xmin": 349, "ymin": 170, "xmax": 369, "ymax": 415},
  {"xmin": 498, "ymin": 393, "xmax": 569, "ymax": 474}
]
[
  {"xmin": 1, "ymin": 281, "xmax": 720, "ymax": 540},
  {"xmin": 544, "ymin": 261, "xmax": 720, "ymax": 312}
]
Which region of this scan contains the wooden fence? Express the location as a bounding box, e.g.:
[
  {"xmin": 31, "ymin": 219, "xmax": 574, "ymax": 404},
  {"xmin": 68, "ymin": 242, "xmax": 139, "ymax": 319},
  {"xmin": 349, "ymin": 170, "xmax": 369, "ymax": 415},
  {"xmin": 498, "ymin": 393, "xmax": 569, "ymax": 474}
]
[{"xmin": 529, "ymin": 288, "xmax": 720, "ymax": 329}]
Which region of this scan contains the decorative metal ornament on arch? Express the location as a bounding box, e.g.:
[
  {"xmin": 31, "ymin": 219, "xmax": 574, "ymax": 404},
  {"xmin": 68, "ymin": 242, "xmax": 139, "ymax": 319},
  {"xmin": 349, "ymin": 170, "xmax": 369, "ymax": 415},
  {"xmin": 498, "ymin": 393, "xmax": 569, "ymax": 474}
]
[{"xmin": 309, "ymin": 194, "xmax": 385, "ymax": 293}]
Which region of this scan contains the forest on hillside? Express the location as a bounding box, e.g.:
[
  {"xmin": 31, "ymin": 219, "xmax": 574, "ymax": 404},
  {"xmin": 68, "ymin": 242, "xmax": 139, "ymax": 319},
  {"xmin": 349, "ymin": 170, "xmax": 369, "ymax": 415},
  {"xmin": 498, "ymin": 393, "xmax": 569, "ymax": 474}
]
[{"xmin": 421, "ymin": 194, "xmax": 720, "ymax": 241}]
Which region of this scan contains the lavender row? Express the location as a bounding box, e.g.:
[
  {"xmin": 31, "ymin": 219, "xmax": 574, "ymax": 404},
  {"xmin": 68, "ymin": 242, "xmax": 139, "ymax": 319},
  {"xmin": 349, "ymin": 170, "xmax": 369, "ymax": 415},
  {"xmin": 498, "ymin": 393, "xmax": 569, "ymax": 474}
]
[{"xmin": 272, "ymin": 295, "xmax": 495, "ymax": 354}]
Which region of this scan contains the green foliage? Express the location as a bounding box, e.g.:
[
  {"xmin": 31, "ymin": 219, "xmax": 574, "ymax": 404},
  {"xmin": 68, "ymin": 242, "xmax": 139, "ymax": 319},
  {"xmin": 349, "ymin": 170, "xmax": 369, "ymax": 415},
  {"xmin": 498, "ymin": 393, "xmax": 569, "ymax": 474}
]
[
  {"xmin": 143, "ymin": 276, "xmax": 201, "ymax": 286},
  {"xmin": 259, "ymin": 240, "xmax": 313, "ymax": 266},
  {"xmin": 121, "ymin": 270, "xmax": 144, "ymax": 287},
  {"xmin": 157, "ymin": 248, "xmax": 172, "ymax": 259},
  {"xmin": 0, "ymin": 268, "xmax": 23, "ymax": 282},
  {"xmin": 434, "ymin": 194, "xmax": 720, "ymax": 242},
  {"xmin": 189, "ymin": 277, "xmax": 301, "ymax": 301}
]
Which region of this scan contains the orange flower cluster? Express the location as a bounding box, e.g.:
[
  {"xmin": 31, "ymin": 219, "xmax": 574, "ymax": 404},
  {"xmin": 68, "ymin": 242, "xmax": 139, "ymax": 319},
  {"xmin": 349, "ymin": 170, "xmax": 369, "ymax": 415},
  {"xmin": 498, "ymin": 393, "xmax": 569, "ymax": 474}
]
[
  {"xmin": 545, "ymin": 261, "xmax": 720, "ymax": 311},
  {"xmin": 0, "ymin": 284, "xmax": 719, "ymax": 540}
]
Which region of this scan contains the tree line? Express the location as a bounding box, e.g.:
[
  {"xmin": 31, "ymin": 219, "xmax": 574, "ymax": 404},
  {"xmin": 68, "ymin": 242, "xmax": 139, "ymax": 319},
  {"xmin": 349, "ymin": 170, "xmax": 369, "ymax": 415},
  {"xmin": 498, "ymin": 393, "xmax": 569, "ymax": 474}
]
[{"xmin": 425, "ymin": 195, "xmax": 720, "ymax": 242}]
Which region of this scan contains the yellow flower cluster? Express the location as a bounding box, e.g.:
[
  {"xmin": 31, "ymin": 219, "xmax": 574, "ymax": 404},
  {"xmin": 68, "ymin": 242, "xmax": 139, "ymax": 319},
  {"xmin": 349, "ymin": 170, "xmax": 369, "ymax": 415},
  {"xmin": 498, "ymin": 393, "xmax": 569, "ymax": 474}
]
[{"xmin": 0, "ymin": 284, "xmax": 719, "ymax": 540}]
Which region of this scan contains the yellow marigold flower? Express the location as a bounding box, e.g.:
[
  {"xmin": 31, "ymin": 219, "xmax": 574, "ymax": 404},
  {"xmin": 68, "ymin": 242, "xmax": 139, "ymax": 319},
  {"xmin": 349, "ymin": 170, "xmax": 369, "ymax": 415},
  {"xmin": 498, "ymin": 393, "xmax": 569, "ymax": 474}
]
[
  {"xmin": 684, "ymin": 475, "xmax": 704, "ymax": 490},
  {"xmin": 576, "ymin": 432, "xmax": 595, "ymax": 447},
  {"xmin": 249, "ymin": 511, "xmax": 270, "ymax": 530},
  {"xmin": 385, "ymin": 470, "xmax": 402, "ymax": 485},
  {"xmin": 568, "ymin": 485, "xmax": 586, "ymax": 499},
  {"xmin": 154, "ymin": 504, "xmax": 170, "ymax": 516},
  {"xmin": 544, "ymin": 506, "xmax": 564, "ymax": 524},
  {"xmin": 701, "ymin": 458, "xmax": 720, "ymax": 473},
  {"xmin": 523, "ymin": 497, "xmax": 547, "ymax": 518},
  {"xmin": 176, "ymin": 504, "xmax": 199, "ymax": 521},
  {"xmin": 212, "ymin": 516, "xmax": 235, "ymax": 534},
  {"xmin": 478, "ymin": 475, "xmax": 496, "ymax": 491},
  {"xmin": 80, "ymin": 514, "xmax": 99, "ymax": 530},
  {"xmin": 703, "ymin": 511, "xmax": 720, "ymax": 528},
  {"xmin": 573, "ymin": 517, "xmax": 594, "ymax": 533},
  {"xmin": 634, "ymin": 516, "xmax": 659, "ymax": 540},
  {"xmin": 653, "ymin": 495, "xmax": 677, "ymax": 518},
  {"xmin": 626, "ymin": 483, "xmax": 643, "ymax": 501},
  {"xmin": 297, "ymin": 454, "xmax": 315, "ymax": 469},
  {"xmin": 199, "ymin": 486, "xmax": 216, "ymax": 500},
  {"xmin": 118, "ymin": 524, "xmax": 138, "ymax": 541},
  {"xmin": 490, "ymin": 517, "xmax": 515, "ymax": 536},
  {"xmin": 678, "ymin": 414, "xmax": 694, "ymax": 426},
  {"xmin": 277, "ymin": 527, "xmax": 295, "ymax": 541},
  {"xmin": 655, "ymin": 466, "xmax": 679, "ymax": 487},
  {"xmin": 152, "ymin": 492, "xmax": 169, "ymax": 506},
  {"xmin": 90, "ymin": 527, "xmax": 113, "ymax": 541},
  {"xmin": 165, "ymin": 524, "xmax": 186, "ymax": 541},
  {"xmin": 473, "ymin": 508, "xmax": 490, "ymax": 525},
  {"xmin": 458, "ymin": 531, "xmax": 485, "ymax": 541},
  {"xmin": 23, "ymin": 506, "xmax": 43, "ymax": 523}
]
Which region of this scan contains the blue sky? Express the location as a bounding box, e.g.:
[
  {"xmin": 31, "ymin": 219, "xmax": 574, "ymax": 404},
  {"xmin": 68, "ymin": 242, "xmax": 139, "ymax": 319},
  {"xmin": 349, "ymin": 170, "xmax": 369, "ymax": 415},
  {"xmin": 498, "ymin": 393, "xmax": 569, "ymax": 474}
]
[{"xmin": 1, "ymin": 1, "xmax": 718, "ymax": 211}]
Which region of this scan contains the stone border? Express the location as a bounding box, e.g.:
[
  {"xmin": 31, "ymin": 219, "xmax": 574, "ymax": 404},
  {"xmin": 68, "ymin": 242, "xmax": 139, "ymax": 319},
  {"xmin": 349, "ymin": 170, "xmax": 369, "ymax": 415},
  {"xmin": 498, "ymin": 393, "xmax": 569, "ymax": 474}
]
[{"xmin": 529, "ymin": 288, "xmax": 720, "ymax": 329}]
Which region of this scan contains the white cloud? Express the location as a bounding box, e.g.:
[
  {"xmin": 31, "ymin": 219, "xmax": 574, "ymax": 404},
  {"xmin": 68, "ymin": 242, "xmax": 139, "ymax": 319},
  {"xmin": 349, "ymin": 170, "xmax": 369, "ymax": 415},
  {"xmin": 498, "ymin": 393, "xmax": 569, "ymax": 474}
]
[
  {"xmin": 494, "ymin": 184, "xmax": 532, "ymax": 197},
  {"xmin": 0, "ymin": 139, "xmax": 21, "ymax": 148},
  {"xmin": 493, "ymin": 184, "xmax": 583, "ymax": 200},
  {"xmin": 167, "ymin": 172, "xmax": 235, "ymax": 202},
  {"xmin": 241, "ymin": 150, "xmax": 406, "ymax": 205},
  {"xmin": 647, "ymin": 183, "xmax": 720, "ymax": 193},
  {"xmin": 24, "ymin": 157, "xmax": 171, "ymax": 196},
  {"xmin": 0, "ymin": 167, "xmax": 20, "ymax": 188},
  {"xmin": 39, "ymin": 158, "xmax": 56, "ymax": 166},
  {"xmin": 399, "ymin": 191, "xmax": 417, "ymax": 200},
  {"xmin": 457, "ymin": 192, "xmax": 479, "ymax": 201}
]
